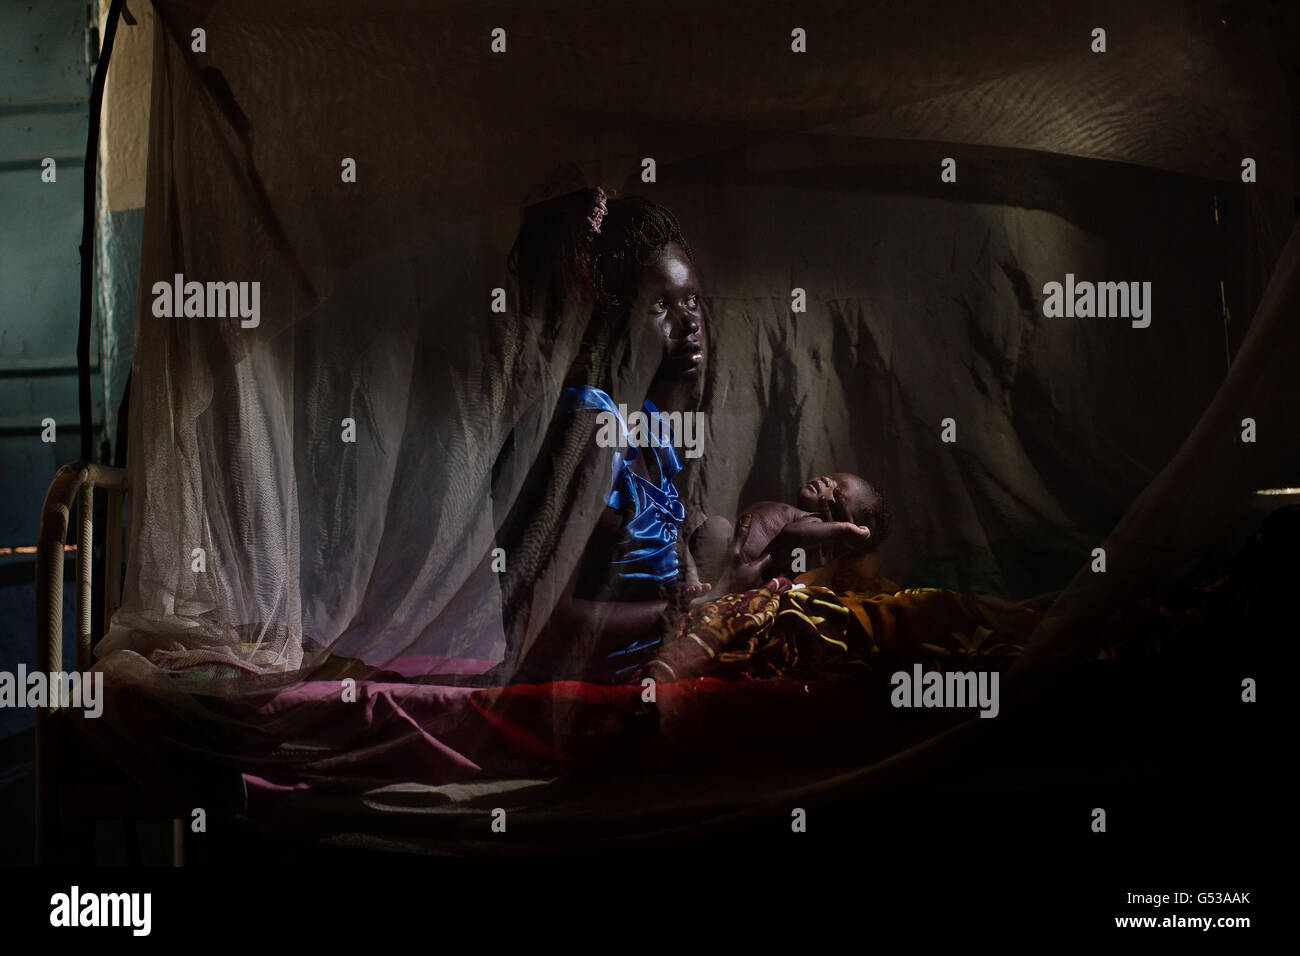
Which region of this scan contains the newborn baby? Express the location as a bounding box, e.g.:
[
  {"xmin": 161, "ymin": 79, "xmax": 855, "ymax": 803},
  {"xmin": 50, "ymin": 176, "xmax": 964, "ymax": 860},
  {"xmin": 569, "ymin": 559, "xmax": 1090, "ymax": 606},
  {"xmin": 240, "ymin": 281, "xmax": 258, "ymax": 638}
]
[{"xmin": 686, "ymin": 472, "xmax": 890, "ymax": 592}]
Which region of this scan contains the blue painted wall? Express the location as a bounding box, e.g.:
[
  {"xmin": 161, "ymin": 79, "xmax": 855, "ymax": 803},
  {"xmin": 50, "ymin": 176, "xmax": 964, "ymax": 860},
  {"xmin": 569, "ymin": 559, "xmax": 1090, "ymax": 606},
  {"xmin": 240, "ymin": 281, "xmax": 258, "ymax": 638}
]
[{"xmin": 0, "ymin": 1, "xmax": 100, "ymax": 742}]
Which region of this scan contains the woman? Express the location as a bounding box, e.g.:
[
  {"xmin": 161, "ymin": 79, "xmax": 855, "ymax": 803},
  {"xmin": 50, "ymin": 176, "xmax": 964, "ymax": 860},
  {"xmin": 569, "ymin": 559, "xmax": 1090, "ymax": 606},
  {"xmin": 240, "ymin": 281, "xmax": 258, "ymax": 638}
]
[{"xmin": 501, "ymin": 190, "xmax": 771, "ymax": 682}]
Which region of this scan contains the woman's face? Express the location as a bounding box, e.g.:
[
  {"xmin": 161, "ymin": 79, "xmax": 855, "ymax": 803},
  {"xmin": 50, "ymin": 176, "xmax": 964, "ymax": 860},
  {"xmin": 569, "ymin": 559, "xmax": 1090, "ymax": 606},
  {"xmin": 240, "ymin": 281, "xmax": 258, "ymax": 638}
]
[{"xmin": 632, "ymin": 241, "xmax": 705, "ymax": 383}]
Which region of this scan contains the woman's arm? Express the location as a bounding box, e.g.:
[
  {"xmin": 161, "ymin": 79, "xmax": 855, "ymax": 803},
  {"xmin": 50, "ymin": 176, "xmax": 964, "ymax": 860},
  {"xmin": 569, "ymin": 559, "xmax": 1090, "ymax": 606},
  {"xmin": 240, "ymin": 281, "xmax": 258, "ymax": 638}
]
[
  {"xmin": 536, "ymin": 505, "xmax": 672, "ymax": 668},
  {"xmin": 541, "ymin": 505, "xmax": 779, "ymax": 665}
]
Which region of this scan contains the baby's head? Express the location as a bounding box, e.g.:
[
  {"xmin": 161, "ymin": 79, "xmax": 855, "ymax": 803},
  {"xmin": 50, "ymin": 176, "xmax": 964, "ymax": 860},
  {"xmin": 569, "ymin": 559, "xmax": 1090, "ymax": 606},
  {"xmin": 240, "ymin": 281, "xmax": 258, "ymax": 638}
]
[{"xmin": 797, "ymin": 472, "xmax": 891, "ymax": 547}]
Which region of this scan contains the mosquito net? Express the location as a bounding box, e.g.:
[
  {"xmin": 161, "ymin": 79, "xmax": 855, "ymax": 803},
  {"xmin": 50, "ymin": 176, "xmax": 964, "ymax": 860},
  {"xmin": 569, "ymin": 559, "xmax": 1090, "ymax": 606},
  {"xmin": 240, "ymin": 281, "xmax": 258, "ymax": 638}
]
[{"xmin": 77, "ymin": 0, "xmax": 1298, "ymax": 836}]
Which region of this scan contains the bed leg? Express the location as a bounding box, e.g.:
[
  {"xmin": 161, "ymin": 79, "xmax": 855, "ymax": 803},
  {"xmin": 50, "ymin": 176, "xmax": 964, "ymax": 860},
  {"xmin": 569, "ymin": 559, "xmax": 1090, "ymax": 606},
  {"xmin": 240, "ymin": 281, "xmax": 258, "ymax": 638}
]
[
  {"xmin": 35, "ymin": 463, "xmax": 130, "ymax": 866},
  {"xmin": 172, "ymin": 818, "xmax": 185, "ymax": 866}
]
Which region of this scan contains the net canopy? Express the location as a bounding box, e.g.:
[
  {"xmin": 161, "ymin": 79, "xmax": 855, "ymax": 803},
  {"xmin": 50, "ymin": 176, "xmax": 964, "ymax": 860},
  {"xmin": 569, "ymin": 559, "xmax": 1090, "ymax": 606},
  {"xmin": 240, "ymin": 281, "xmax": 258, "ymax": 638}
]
[{"xmin": 82, "ymin": 0, "xmax": 1298, "ymax": 832}]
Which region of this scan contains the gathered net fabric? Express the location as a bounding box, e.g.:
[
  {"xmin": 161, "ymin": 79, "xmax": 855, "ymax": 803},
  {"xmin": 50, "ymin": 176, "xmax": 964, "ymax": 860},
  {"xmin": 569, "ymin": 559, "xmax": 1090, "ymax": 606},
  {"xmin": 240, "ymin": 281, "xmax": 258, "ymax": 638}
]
[
  {"xmin": 82, "ymin": 0, "xmax": 1297, "ymax": 831},
  {"xmin": 101, "ymin": 0, "xmax": 671, "ymax": 680}
]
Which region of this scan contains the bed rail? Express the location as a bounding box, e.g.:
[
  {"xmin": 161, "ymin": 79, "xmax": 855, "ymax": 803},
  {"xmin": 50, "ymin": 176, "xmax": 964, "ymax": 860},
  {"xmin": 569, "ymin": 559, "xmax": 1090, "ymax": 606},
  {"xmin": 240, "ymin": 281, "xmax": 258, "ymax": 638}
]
[{"xmin": 34, "ymin": 461, "xmax": 128, "ymax": 864}]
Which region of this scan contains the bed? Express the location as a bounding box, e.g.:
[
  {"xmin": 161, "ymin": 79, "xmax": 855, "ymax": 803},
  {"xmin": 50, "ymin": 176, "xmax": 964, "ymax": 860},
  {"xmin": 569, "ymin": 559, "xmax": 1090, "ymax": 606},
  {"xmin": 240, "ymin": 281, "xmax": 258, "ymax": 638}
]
[
  {"xmin": 31, "ymin": 0, "xmax": 1296, "ymax": 868},
  {"xmin": 33, "ymin": 458, "xmax": 1290, "ymax": 863}
]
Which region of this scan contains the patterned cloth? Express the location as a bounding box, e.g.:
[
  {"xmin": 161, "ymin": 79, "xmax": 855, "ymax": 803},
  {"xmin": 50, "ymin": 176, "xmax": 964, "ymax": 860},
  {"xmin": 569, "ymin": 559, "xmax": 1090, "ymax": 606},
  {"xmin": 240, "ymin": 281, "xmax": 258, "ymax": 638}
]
[
  {"xmin": 640, "ymin": 506, "xmax": 1300, "ymax": 682},
  {"xmin": 640, "ymin": 578, "xmax": 1039, "ymax": 683}
]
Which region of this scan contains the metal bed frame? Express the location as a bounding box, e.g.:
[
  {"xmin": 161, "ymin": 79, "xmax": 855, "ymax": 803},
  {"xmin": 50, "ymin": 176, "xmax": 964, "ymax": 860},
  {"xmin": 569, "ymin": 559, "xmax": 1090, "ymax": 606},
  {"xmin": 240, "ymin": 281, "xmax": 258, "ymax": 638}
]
[{"xmin": 33, "ymin": 460, "xmax": 186, "ymax": 865}]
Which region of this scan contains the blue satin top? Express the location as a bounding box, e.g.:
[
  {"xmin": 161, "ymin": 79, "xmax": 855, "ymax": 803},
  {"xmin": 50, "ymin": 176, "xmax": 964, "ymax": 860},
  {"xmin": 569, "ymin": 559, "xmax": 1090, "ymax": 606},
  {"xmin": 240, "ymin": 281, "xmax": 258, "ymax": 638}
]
[{"xmin": 567, "ymin": 386, "xmax": 686, "ymax": 596}]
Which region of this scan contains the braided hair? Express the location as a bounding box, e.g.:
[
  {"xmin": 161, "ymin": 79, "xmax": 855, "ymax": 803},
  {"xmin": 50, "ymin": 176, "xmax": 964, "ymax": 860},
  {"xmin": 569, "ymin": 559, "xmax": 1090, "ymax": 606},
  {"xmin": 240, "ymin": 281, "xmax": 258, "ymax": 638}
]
[
  {"xmin": 508, "ymin": 184, "xmax": 697, "ymax": 320},
  {"xmin": 589, "ymin": 195, "xmax": 696, "ymax": 317},
  {"xmin": 507, "ymin": 184, "xmax": 607, "ymax": 322}
]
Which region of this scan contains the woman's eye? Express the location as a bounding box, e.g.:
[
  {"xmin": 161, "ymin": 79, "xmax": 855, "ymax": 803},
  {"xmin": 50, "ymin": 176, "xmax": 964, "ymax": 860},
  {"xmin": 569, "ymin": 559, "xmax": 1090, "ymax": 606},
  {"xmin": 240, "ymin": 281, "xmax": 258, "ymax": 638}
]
[
  {"xmin": 652, "ymin": 298, "xmax": 667, "ymax": 312},
  {"xmin": 686, "ymin": 294, "xmax": 698, "ymax": 308}
]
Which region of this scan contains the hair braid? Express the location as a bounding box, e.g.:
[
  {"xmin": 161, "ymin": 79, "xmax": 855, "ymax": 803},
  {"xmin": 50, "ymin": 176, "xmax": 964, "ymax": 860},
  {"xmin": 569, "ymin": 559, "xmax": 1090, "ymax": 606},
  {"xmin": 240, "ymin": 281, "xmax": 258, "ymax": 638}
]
[{"xmin": 589, "ymin": 196, "xmax": 695, "ymax": 315}]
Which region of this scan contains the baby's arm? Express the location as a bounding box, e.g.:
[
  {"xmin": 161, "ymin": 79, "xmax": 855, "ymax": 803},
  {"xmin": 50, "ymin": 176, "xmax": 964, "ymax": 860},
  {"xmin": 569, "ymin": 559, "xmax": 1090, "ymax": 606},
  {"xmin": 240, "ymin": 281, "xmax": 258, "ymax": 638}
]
[
  {"xmin": 765, "ymin": 515, "xmax": 873, "ymax": 576},
  {"xmin": 734, "ymin": 502, "xmax": 805, "ymax": 564}
]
